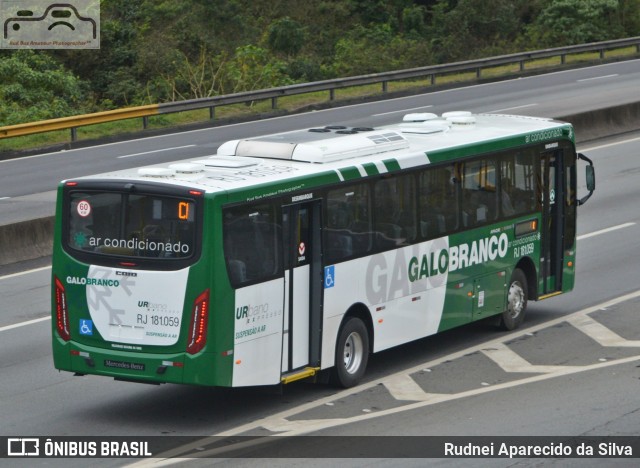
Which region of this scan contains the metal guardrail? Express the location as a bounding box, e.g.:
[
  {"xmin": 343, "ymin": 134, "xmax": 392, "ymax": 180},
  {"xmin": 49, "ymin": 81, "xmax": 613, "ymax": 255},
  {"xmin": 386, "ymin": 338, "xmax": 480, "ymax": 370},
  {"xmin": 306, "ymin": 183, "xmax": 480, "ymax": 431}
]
[
  {"xmin": 1, "ymin": 36, "xmax": 639, "ymax": 142},
  {"xmin": 0, "ymin": 105, "xmax": 159, "ymax": 139}
]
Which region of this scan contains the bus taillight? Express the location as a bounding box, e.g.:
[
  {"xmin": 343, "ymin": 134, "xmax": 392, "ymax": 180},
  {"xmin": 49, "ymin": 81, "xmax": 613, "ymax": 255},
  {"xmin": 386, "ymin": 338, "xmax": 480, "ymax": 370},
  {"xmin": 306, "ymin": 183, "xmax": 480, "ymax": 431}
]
[
  {"xmin": 54, "ymin": 276, "xmax": 70, "ymax": 341},
  {"xmin": 186, "ymin": 289, "xmax": 210, "ymax": 355}
]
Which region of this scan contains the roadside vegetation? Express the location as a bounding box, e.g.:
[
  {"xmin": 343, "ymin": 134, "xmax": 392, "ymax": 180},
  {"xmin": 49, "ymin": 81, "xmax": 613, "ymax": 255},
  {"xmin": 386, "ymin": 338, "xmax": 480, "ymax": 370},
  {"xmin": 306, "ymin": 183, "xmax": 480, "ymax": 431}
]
[{"xmin": 0, "ymin": 0, "xmax": 638, "ymax": 148}]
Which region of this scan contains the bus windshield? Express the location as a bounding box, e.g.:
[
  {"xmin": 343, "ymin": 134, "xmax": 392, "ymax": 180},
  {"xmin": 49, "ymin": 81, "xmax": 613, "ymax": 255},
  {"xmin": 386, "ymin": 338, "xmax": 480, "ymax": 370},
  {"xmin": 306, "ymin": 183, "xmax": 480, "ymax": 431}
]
[{"xmin": 66, "ymin": 191, "xmax": 197, "ymax": 260}]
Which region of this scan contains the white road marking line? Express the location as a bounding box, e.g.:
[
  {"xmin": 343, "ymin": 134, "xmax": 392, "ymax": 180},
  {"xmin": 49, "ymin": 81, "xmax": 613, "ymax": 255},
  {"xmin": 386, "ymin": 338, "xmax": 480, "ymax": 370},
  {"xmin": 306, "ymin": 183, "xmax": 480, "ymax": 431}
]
[
  {"xmin": 0, "ymin": 196, "xmax": 10, "ymax": 200},
  {"xmin": 373, "ymin": 105, "xmax": 434, "ymax": 117},
  {"xmin": 577, "ymin": 74, "xmax": 619, "ymax": 82},
  {"xmin": 481, "ymin": 343, "xmax": 574, "ymax": 374},
  {"xmin": 0, "ymin": 316, "xmax": 50, "ymax": 333},
  {"xmin": 0, "ymin": 265, "xmax": 50, "ymax": 281},
  {"xmin": 579, "ymin": 135, "xmax": 640, "ymax": 152},
  {"xmin": 577, "ymin": 222, "xmax": 635, "ymax": 240},
  {"xmin": 0, "ymin": 266, "xmax": 51, "ymax": 334},
  {"xmin": 383, "ymin": 374, "xmax": 441, "ymax": 401},
  {"xmin": 116, "ymin": 145, "xmax": 196, "ymax": 159},
  {"xmin": 566, "ymin": 315, "xmax": 640, "ymax": 347},
  {"xmin": 261, "ymin": 418, "xmax": 345, "ymax": 434},
  {"xmin": 485, "ymin": 103, "xmax": 538, "ymax": 113}
]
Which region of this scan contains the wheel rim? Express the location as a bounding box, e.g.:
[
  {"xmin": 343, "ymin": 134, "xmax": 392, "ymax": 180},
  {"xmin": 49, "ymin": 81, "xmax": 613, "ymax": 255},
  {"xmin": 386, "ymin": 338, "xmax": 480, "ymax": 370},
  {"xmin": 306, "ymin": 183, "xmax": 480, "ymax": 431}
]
[
  {"xmin": 343, "ymin": 331, "xmax": 364, "ymax": 375},
  {"xmin": 507, "ymin": 281, "xmax": 525, "ymax": 318}
]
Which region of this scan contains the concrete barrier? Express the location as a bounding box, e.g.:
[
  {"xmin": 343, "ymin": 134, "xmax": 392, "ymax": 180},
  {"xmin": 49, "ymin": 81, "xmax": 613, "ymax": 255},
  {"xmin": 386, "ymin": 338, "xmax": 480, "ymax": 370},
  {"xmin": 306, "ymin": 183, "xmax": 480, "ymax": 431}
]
[
  {"xmin": 0, "ymin": 216, "xmax": 54, "ymax": 265},
  {"xmin": 561, "ymin": 102, "xmax": 640, "ymax": 143},
  {"xmin": 1, "ymin": 102, "xmax": 639, "ymax": 267}
]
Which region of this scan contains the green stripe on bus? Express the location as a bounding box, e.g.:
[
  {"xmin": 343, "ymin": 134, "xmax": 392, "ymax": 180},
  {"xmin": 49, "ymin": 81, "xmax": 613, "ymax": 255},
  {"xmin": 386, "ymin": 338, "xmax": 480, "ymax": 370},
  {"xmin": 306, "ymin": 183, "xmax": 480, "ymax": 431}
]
[
  {"xmin": 339, "ymin": 166, "xmax": 363, "ymax": 180},
  {"xmin": 383, "ymin": 159, "xmax": 401, "ymax": 172},
  {"xmin": 362, "ymin": 163, "xmax": 379, "ymax": 176}
]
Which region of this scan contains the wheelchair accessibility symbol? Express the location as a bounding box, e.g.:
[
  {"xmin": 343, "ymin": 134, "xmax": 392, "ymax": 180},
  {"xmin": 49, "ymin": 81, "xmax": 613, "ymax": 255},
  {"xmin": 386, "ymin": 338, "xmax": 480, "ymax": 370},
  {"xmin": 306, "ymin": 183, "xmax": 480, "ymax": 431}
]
[
  {"xmin": 79, "ymin": 319, "xmax": 93, "ymax": 336},
  {"xmin": 324, "ymin": 266, "xmax": 335, "ymax": 289}
]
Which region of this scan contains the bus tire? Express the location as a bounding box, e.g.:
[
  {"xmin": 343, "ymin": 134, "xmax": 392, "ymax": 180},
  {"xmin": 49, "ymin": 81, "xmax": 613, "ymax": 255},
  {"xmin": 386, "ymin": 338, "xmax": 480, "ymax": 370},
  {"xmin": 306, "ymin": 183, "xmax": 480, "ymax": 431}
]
[
  {"xmin": 500, "ymin": 268, "xmax": 528, "ymax": 331},
  {"xmin": 332, "ymin": 317, "xmax": 369, "ymax": 388}
]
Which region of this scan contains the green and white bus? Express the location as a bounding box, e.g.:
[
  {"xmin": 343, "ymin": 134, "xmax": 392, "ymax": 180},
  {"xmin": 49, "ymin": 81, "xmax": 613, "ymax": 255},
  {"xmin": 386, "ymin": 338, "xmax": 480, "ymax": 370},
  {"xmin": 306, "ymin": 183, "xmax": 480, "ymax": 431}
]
[{"xmin": 52, "ymin": 111, "xmax": 595, "ymax": 388}]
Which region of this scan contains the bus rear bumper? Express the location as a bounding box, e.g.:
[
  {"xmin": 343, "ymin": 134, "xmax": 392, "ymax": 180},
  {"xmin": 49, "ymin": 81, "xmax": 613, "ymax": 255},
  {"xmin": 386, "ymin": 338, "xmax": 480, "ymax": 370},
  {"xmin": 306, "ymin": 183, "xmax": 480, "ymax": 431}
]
[{"xmin": 52, "ymin": 338, "xmax": 187, "ymax": 385}]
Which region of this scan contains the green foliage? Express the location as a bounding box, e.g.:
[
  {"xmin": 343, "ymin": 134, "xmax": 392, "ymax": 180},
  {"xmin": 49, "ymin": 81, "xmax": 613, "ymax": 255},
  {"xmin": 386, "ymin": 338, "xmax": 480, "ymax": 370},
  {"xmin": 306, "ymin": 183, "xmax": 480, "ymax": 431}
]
[
  {"xmin": 221, "ymin": 45, "xmax": 294, "ymax": 94},
  {"xmin": 402, "ymin": 5, "xmax": 427, "ymax": 36},
  {"xmin": 151, "ymin": 44, "xmax": 293, "ymax": 101},
  {"xmin": 0, "ymin": 51, "xmax": 89, "ymax": 125},
  {"xmin": 428, "ymin": 0, "xmax": 526, "ymax": 61},
  {"xmin": 1, "ymin": 0, "xmax": 638, "ymax": 126},
  {"xmin": 267, "ymin": 17, "xmax": 306, "ymax": 57},
  {"xmin": 527, "ymin": 0, "xmax": 628, "ymax": 46},
  {"xmin": 286, "ymin": 58, "xmax": 325, "ymax": 82},
  {"xmin": 53, "ymin": 0, "xmax": 143, "ymax": 107},
  {"xmin": 332, "ymin": 24, "xmax": 433, "ymax": 76}
]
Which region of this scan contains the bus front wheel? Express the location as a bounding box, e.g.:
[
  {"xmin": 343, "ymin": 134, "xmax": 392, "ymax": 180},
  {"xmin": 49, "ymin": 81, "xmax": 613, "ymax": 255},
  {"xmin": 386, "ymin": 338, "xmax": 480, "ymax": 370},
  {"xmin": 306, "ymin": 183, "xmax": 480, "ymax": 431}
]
[
  {"xmin": 332, "ymin": 317, "xmax": 369, "ymax": 388},
  {"xmin": 500, "ymin": 268, "xmax": 528, "ymax": 331}
]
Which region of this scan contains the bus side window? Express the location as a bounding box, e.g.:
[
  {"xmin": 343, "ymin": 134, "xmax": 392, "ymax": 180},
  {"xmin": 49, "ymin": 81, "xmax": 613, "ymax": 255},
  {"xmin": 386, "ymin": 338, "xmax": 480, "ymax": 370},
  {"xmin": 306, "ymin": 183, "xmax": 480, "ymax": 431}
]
[
  {"xmin": 223, "ymin": 203, "xmax": 281, "ymax": 287},
  {"xmin": 374, "ymin": 174, "xmax": 416, "ymax": 249},
  {"xmin": 326, "ymin": 200, "xmax": 354, "ymax": 261},
  {"xmin": 461, "ymin": 159, "xmax": 497, "ymax": 227},
  {"xmin": 499, "ymin": 150, "xmax": 537, "ymax": 218},
  {"xmin": 513, "ymin": 150, "xmax": 537, "ymax": 214},
  {"xmin": 325, "ymin": 184, "xmax": 372, "ymax": 263},
  {"xmin": 349, "ymin": 186, "xmax": 373, "ymax": 256},
  {"xmin": 419, "ymin": 166, "xmax": 456, "ymax": 239}
]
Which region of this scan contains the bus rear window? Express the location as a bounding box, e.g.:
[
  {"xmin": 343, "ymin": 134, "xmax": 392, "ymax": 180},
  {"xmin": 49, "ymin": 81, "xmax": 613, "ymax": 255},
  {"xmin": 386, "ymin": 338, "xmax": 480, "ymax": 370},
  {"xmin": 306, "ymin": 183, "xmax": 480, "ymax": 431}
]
[{"xmin": 67, "ymin": 192, "xmax": 197, "ymax": 260}]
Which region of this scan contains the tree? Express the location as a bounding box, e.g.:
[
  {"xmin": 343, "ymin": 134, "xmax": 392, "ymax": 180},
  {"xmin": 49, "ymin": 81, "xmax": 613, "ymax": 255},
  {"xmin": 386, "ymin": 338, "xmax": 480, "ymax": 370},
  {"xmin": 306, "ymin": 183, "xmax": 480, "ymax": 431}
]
[
  {"xmin": 402, "ymin": 4, "xmax": 427, "ymax": 36},
  {"xmin": 427, "ymin": 0, "xmax": 525, "ymax": 62},
  {"xmin": 53, "ymin": 0, "xmax": 142, "ymax": 107},
  {"xmin": 332, "ymin": 24, "xmax": 433, "ymax": 76},
  {"xmin": 219, "ymin": 45, "xmax": 293, "ymax": 94},
  {"xmin": 267, "ymin": 17, "xmax": 306, "ymax": 57},
  {"xmin": 155, "ymin": 47, "xmax": 225, "ymax": 101},
  {"xmin": 0, "ymin": 51, "xmax": 89, "ymax": 125},
  {"xmin": 617, "ymin": 0, "xmax": 640, "ymax": 35},
  {"xmin": 528, "ymin": 0, "xmax": 625, "ymax": 46}
]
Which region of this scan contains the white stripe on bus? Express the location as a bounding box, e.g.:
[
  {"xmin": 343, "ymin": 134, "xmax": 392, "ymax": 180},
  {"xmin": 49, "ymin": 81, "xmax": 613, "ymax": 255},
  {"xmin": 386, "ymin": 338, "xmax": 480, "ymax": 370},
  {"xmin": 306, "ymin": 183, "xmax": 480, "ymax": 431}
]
[{"xmin": 0, "ymin": 222, "xmax": 635, "ymax": 333}]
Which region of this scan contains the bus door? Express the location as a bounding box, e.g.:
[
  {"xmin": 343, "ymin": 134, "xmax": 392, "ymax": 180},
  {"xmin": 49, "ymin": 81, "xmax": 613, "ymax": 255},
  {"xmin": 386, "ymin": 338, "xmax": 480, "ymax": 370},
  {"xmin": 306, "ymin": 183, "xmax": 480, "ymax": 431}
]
[
  {"xmin": 281, "ymin": 200, "xmax": 323, "ymax": 373},
  {"xmin": 540, "ymin": 151, "xmax": 564, "ymax": 296}
]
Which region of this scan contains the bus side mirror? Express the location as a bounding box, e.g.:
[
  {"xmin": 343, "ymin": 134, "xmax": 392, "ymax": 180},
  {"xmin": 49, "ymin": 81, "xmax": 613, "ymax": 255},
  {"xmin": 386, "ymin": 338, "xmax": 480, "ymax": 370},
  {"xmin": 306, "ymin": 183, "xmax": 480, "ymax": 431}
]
[{"xmin": 577, "ymin": 153, "xmax": 595, "ymax": 206}]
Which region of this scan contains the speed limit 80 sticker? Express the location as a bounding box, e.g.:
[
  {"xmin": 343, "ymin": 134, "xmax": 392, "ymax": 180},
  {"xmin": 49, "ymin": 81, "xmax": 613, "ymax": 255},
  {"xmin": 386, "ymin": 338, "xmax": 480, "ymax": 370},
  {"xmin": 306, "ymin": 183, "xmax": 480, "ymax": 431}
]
[{"xmin": 77, "ymin": 200, "xmax": 92, "ymax": 217}]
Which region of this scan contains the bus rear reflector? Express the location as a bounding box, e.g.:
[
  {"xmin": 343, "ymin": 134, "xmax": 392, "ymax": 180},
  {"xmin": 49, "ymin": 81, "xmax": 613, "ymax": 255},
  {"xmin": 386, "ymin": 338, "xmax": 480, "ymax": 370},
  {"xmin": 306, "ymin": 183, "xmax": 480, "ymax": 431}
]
[
  {"xmin": 54, "ymin": 276, "xmax": 70, "ymax": 341},
  {"xmin": 186, "ymin": 289, "xmax": 210, "ymax": 355}
]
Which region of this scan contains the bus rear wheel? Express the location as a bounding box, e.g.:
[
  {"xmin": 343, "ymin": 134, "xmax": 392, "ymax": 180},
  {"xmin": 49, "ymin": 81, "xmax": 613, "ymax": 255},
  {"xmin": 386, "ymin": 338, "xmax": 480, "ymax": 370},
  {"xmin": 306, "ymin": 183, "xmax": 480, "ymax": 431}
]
[
  {"xmin": 332, "ymin": 317, "xmax": 369, "ymax": 388},
  {"xmin": 500, "ymin": 268, "xmax": 528, "ymax": 331}
]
